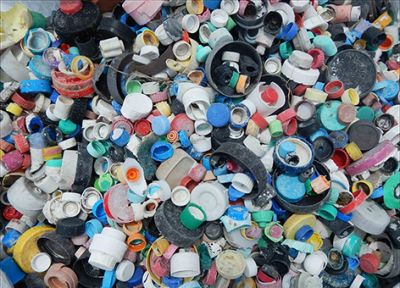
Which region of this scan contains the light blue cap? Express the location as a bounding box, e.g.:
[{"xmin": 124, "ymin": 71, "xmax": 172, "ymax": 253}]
[{"xmin": 151, "ymin": 115, "xmax": 170, "ymax": 136}]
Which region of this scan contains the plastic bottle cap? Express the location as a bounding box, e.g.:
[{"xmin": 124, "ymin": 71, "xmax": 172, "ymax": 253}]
[
  {"xmin": 31, "ymin": 252, "xmax": 52, "ymax": 273},
  {"xmin": 59, "ymin": 0, "xmax": 83, "ymax": 15},
  {"xmin": 261, "ymin": 87, "xmax": 278, "ymax": 104}
]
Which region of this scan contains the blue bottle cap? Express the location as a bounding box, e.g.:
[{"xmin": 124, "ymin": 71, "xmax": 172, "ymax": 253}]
[
  {"xmin": 314, "ymin": 81, "xmax": 325, "ymax": 91},
  {"xmin": 85, "ymin": 219, "xmax": 103, "ymax": 238},
  {"xmin": 29, "ymin": 55, "xmax": 52, "ymax": 80},
  {"xmin": 3, "ymin": 134, "xmax": 15, "ymax": 144},
  {"xmin": 28, "ymin": 116, "xmax": 44, "ymax": 133},
  {"xmin": 207, "ymin": 103, "xmax": 230, "ymax": 128},
  {"xmin": 162, "ymin": 276, "xmax": 182, "ymax": 288},
  {"xmin": 20, "ymin": 79, "xmax": 52, "ymax": 94},
  {"xmin": 2, "ymin": 229, "xmax": 21, "ymax": 249},
  {"xmin": 178, "ymin": 130, "xmax": 192, "ymax": 149},
  {"xmin": 295, "ymin": 225, "xmax": 314, "ymax": 242},
  {"xmin": 336, "ymin": 211, "xmax": 353, "ymax": 222},
  {"xmin": 272, "ymin": 200, "xmax": 286, "ymax": 218},
  {"xmin": 228, "ymin": 185, "xmax": 245, "ymax": 201},
  {"xmin": 213, "ymin": 164, "xmax": 228, "ymax": 176},
  {"xmin": 151, "ymin": 115, "xmax": 171, "ymax": 136},
  {"xmin": 110, "ymin": 128, "xmax": 130, "ymax": 147},
  {"xmin": 145, "ymin": 230, "xmax": 158, "ymax": 244},
  {"xmin": 278, "ymin": 141, "xmax": 296, "ymax": 158},
  {"xmin": 187, "ymin": 146, "xmax": 203, "ymax": 161},
  {"xmin": 275, "ymin": 174, "xmax": 306, "ymax": 203},
  {"xmin": 288, "ymin": 248, "xmax": 298, "ymax": 259},
  {"xmin": 68, "ymin": 46, "xmax": 80, "ymax": 56},
  {"xmin": 0, "ymin": 257, "xmax": 25, "ymax": 284},
  {"xmin": 347, "ymin": 257, "xmax": 360, "ymax": 270},
  {"xmin": 127, "ymin": 266, "xmax": 144, "ymax": 286},
  {"xmin": 151, "ymin": 141, "xmax": 174, "ymax": 162},
  {"xmin": 50, "ymin": 90, "xmax": 60, "ymax": 103},
  {"xmin": 92, "ymin": 199, "xmax": 108, "ymax": 225},
  {"xmin": 201, "ymin": 155, "xmax": 211, "ymax": 170}
]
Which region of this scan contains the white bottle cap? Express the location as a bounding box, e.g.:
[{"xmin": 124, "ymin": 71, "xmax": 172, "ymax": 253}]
[
  {"xmin": 121, "ymin": 93, "xmax": 153, "ymax": 121},
  {"xmin": 115, "ymin": 260, "xmax": 135, "ymax": 282},
  {"xmin": 173, "ymin": 40, "xmax": 192, "ymax": 61},
  {"xmin": 210, "ymin": 9, "xmax": 229, "ymax": 28},
  {"xmin": 31, "ymin": 252, "xmax": 52, "ymax": 273},
  {"xmin": 171, "ymin": 186, "xmax": 191, "ymax": 206},
  {"xmin": 182, "ymin": 14, "xmax": 200, "ymax": 34},
  {"xmin": 221, "ymin": 0, "xmax": 240, "ymax": 15}
]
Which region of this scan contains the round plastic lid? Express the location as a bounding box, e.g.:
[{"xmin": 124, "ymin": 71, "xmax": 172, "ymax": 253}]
[
  {"xmin": 31, "ymin": 252, "xmax": 52, "ymax": 273},
  {"xmin": 207, "ymin": 103, "xmax": 230, "ymax": 128}
]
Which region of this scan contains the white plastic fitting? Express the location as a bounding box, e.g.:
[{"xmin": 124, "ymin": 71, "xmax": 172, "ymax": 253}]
[
  {"xmin": 100, "ymin": 37, "xmax": 125, "ymax": 58},
  {"xmin": 89, "ymin": 227, "xmax": 128, "ymax": 271}
]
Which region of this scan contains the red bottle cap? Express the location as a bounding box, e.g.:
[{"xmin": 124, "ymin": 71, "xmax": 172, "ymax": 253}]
[
  {"xmin": 3, "ymin": 206, "xmax": 23, "ymax": 221},
  {"xmin": 332, "ymin": 149, "xmax": 350, "ymax": 169},
  {"xmin": 261, "ymin": 87, "xmax": 278, "ymax": 105},
  {"xmin": 293, "ymin": 84, "xmax": 309, "ymax": 96},
  {"xmin": 60, "ymin": 0, "xmax": 83, "ymax": 15},
  {"xmin": 134, "ymin": 119, "xmax": 151, "ymax": 137},
  {"xmin": 360, "ymin": 253, "xmax": 380, "ymax": 274},
  {"xmin": 170, "ymin": 113, "xmax": 194, "ymax": 136}
]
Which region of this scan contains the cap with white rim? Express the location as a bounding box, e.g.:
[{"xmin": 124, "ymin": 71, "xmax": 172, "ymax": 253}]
[{"xmin": 31, "ymin": 252, "xmax": 52, "ymax": 273}]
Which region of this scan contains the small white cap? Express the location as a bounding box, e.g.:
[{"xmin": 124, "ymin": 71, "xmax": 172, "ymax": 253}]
[
  {"xmin": 232, "ymin": 173, "xmax": 254, "ymax": 194},
  {"xmin": 173, "ymin": 40, "xmax": 192, "ymax": 61},
  {"xmin": 182, "ymin": 14, "xmax": 200, "ymax": 34},
  {"xmin": 116, "ymin": 260, "xmax": 135, "ymax": 282},
  {"xmin": 221, "ymin": 0, "xmax": 240, "ymax": 15},
  {"xmin": 171, "ymin": 186, "xmax": 191, "ymax": 206},
  {"xmin": 31, "ymin": 252, "xmax": 52, "ymax": 273},
  {"xmin": 210, "ymin": 9, "xmax": 229, "ymax": 28},
  {"xmin": 264, "ymin": 57, "xmax": 282, "ymax": 75}
]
